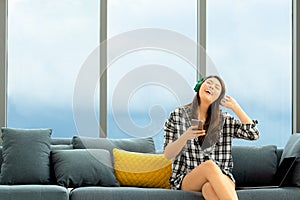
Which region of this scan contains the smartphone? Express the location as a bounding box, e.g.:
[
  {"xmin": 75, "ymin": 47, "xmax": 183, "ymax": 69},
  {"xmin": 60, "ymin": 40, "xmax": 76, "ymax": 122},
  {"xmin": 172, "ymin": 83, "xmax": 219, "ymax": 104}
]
[{"xmin": 191, "ymin": 119, "xmax": 203, "ymax": 130}]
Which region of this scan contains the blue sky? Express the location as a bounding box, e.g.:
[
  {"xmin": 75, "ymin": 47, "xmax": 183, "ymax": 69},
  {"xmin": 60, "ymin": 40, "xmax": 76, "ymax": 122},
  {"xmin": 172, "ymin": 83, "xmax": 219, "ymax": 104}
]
[{"xmin": 7, "ymin": 0, "xmax": 292, "ymax": 150}]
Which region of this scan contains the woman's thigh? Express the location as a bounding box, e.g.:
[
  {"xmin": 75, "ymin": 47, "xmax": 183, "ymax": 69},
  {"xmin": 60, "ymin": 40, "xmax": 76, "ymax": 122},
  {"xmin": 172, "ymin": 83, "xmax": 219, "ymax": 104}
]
[
  {"xmin": 181, "ymin": 160, "xmax": 221, "ymax": 191},
  {"xmin": 181, "ymin": 160, "xmax": 235, "ymax": 192}
]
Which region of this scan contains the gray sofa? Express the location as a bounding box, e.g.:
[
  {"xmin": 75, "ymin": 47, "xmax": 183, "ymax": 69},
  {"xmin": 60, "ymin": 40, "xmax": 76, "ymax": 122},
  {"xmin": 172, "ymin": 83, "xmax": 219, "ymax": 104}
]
[{"xmin": 0, "ymin": 129, "xmax": 299, "ymax": 200}]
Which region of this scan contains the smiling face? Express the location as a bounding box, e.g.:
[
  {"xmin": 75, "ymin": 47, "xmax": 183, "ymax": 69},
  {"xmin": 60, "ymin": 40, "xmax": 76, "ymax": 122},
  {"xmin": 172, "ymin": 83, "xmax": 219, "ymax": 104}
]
[{"xmin": 199, "ymin": 77, "xmax": 223, "ymax": 105}]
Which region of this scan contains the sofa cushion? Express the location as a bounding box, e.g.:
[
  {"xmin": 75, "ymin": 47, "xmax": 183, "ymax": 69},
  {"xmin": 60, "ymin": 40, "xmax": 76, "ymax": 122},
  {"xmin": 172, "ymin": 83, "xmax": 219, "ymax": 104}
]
[
  {"xmin": 236, "ymin": 187, "xmax": 300, "ymax": 200},
  {"xmin": 232, "ymin": 145, "xmax": 278, "ymax": 187},
  {"xmin": 51, "ymin": 138, "xmax": 72, "ymax": 145},
  {"xmin": 52, "ymin": 149, "xmax": 119, "ymax": 187},
  {"xmin": 280, "ymin": 133, "xmax": 300, "ymax": 186},
  {"xmin": 113, "ymin": 148, "xmax": 172, "ymax": 188},
  {"xmin": 72, "ymin": 136, "xmax": 155, "ymax": 153},
  {"xmin": 0, "ymin": 185, "xmax": 69, "ymax": 200},
  {"xmin": 0, "ymin": 127, "xmax": 52, "ymax": 184},
  {"xmin": 70, "ymin": 187, "xmax": 204, "ymax": 200},
  {"xmin": 50, "ymin": 144, "xmax": 73, "ymax": 151}
]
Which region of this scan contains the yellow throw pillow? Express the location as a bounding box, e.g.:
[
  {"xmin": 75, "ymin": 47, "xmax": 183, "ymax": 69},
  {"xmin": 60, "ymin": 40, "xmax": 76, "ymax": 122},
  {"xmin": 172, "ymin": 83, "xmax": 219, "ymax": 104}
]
[{"xmin": 113, "ymin": 148, "xmax": 172, "ymax": 189}]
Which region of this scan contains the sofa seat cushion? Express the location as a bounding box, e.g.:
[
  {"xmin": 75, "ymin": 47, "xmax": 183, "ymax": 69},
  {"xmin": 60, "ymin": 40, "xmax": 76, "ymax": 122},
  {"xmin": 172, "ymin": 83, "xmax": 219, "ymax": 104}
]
[
  {"xmin": 69, "ymin": 187, "xmax": 300, "ymax": 200},
  {"xmin": 69, "ymin": 187, "xmax": 204, "ymax": 200},
  {"xmin": 232, "ymin": 145, "xmax": 278, "ymax": 187},
  {"xmin": 0, "ymin": 185, "xmax": 69, "ymax": 200},
  {"xmin": 236, "ymin": 187, "xmax": 300, "ymax": 200}
]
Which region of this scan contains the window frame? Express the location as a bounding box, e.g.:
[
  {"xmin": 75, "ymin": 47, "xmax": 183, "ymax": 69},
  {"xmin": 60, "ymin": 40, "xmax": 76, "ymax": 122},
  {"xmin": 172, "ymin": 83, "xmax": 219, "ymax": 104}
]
[
  {"xmin": 293, "ymin": 0, "xmax": 300, "ymax": 133},
  {"xmin": 0, "ymin": 0, "xmax": 298, "ymax": 144}
]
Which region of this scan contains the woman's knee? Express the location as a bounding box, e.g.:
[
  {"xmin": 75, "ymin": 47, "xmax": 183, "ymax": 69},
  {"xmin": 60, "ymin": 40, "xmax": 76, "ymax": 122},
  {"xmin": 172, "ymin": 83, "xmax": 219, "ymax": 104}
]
[
  {"xmin": 202, "ymin": 182, "xmax": 216, "ymax": 199},
  {"xmin": 202, "ymin": 160, "xmax": 220, "ymax": 173},
  {"xmin": 203, "ymin": 181, "xmax": 236, "ymax": 200},
  {"xmin": 202, "ymin": 182, "xmax": 212, "ymax": 193}
]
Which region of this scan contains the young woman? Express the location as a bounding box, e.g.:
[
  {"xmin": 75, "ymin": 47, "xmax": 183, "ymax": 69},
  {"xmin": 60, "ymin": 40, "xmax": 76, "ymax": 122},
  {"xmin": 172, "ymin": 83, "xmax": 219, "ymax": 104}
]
[{"xmin": 164, "ymin": 75, "xmax": 259, "ymax": 200}]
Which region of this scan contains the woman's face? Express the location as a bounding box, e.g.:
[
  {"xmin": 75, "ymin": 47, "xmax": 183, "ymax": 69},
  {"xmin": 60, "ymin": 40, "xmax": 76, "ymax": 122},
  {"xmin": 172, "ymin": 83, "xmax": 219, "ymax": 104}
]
[{"xmin": 199, "ymin": 77, "xmax": 222, "ymax": 104}]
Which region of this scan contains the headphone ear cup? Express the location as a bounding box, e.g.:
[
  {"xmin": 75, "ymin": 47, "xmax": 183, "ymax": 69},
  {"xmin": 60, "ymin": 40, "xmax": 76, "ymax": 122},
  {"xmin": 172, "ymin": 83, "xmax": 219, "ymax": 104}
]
[
  {"xmin": 193, "ymin": 83, "xmax": 201, "ymax": 92},
  {"xmin": 194, "ymin": 77, "xmax": 204, "ymax": 92}
]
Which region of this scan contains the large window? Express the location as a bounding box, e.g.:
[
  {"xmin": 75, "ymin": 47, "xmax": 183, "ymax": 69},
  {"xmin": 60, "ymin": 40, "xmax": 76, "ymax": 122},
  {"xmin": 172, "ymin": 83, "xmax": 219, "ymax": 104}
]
[
  {"xmin": 3, "ymin": 0, "xmax": 294, "ymax": 149},
  {"xmin": 107, "ymin": 0, "xmax": 198, "ymax": 149},
  {"xmin": 207, "ymin": 0, "xmax": 292, "ymax": 147},
  {"xmin": 7, "ymin": 0, "xmax": 100, "ymax": 137}
]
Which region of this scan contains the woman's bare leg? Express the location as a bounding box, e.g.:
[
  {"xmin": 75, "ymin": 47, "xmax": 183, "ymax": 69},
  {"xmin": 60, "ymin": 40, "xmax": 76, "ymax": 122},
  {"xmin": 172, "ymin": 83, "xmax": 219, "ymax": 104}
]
[
  {"xmin": 181, "ymin": 160, "xmax": 238, "ymax": 200},
  {"xmin": 202, "ymin": 182, "xmax": 219, "ymax": 200}
]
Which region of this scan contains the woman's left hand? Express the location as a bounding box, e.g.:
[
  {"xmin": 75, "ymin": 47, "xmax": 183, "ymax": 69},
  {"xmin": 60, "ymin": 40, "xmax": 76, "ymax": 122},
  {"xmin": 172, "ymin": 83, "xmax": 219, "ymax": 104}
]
[
  {"xmin": 220, "ymin": 95, "xmax": 239, "ymax": 110},
  {"xmin": 221, "ymin": 95, "xmax": 254, "ymax": 124}
]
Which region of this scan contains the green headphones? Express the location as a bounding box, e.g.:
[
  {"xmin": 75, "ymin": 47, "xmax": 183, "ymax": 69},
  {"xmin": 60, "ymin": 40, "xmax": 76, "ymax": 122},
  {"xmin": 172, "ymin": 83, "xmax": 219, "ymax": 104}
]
[{"xmin": 193, "ymin": 77, "xmax": 204, "ymax": 92}]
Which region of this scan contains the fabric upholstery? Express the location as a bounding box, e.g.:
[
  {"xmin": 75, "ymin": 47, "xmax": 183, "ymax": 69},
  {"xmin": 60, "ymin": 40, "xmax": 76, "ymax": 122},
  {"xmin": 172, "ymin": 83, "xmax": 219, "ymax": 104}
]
[
  {"xmin": 280, "ymin": 133, "xmax": 300, "ymax": 186},
  {"xmin": 232, "ymin": 145, "xmax": 278, "ymax": 187},
  {"xmin": 70, "ymin": 187, "xmax": 204, "ymax": 200},
  {"xmin": 0, "ymin": 128, "xmax": 52, "ymax": 184},
  {"xmin": 72, "ymin": 136, "xmax": 155, "ymax": 153},
  {"xmin": 113, "ymin": 148, "xmax": 172, "ymax": 188},
  {"xmin": 52, "ymin": 149, "xmax": 119, "ymax": 187},
  {"xmin": 0, "ymin": 185, "xmax": 69, "ymax": 200}
]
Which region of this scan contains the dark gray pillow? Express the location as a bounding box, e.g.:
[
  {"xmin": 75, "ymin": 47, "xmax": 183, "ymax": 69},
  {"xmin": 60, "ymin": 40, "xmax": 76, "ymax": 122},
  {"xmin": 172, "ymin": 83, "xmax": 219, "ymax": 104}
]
[
  {"xmin": 0, "ymin": 127, "xmax": 52, "ymax": 184},
  {"xmin": 72, "ymin": 136, "xmax": 155, "ymax": 154},
  {"xmin": 52, "ymin": 149, "xmax": 119, "ymax": 187},
  {"xmin": 232, "ymin": 145, "xmax": 278, "ymax": 187},
  {"xmin": 280, "ymin": 133, "xmax": 300, "ymax": 186}
]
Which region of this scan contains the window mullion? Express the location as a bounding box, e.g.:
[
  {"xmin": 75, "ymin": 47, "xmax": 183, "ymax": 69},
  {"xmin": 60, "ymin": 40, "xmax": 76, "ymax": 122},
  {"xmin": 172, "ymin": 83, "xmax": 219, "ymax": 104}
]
[
  {"xmin": 100, "ymin": 0, "xmax": 107, "ymax": 138},
  {"xmin": 0, "ymin": 0, "xmax": 7, "ymax": 143},
  {"xmin": 292, "ymin": 0, "xmax": 300, "ymax": 133},
  {"xmin": 197, "ymin": 0, "xmax": 206, "ymax": 79}
]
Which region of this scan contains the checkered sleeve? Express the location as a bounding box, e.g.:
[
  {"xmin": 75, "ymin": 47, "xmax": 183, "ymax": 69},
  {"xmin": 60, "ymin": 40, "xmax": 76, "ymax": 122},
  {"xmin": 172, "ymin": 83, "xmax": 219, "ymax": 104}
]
[
  {"xmin": 164, "ymin": 109, "xmax": 179, "ymax": 150},
  {"xmin": 163, "ymin": 108, "xmax": 189, "ymax": 189},
  {"xmin": 223, "ymin": 112, "xmax": 259, "ymax": 140}
]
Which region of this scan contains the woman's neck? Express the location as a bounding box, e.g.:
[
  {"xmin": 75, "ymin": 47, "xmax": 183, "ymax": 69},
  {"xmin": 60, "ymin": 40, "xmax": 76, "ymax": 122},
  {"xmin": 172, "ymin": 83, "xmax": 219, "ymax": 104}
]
[{"xmin": 198, "ymin": 103, "xmax": 209, "ymax": 122}]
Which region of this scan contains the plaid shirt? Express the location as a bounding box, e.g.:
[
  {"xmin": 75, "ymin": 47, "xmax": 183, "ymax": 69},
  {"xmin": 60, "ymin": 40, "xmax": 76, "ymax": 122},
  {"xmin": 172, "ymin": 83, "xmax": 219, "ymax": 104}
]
[{"xmin": 164, "ymin": 104, "xmax": 259, "ymax": 190}]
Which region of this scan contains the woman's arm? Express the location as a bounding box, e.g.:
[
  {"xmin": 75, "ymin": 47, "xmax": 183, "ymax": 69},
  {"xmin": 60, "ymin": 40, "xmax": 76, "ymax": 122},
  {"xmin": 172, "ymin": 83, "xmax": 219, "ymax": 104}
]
[
  {"xmin": 221, "ymin": 95, "xmax": 259, "ymax": 140},
  {"xmin": 164, "ymin": 126, "xmax": 205, "ymax": 159},
  {"xmin": 221, "ymin": 95, "xmax": 253, "ymax": 124},
  {"xmin": 164, "ymin": 133, "xmax": 189, "ymax": 160}
]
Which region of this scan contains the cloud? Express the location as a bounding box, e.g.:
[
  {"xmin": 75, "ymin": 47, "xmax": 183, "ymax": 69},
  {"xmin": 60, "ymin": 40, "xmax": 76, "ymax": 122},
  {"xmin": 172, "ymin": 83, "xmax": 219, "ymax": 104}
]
[
  {"xmin": 108, "ymin": 0, "xmax": 197, "ymax": 39},
  {"xmin": 8, "ymin": 0, "xmax": 99, "ymax": 108},
  {"xmin": 206, "ymin": 0, "xmax": 291, "ymax": 110}
]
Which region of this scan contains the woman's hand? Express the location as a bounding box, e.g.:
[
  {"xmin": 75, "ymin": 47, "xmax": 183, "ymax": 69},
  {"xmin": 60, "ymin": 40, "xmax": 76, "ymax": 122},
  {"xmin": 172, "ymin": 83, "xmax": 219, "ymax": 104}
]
[
  {"xmin": 220, "ymin": 95, "xmax": 239, "ymax": 110},
  {"xmin": 221, "ymin": 95, "xmax": 253, "ymax": 124},
  {"xmin": 184, "ymin": 126, "xmax": 206, "ymax": 140},
  {"xmin": 164, "ymin": 126, "xmax": 205, "ymax": 160}
]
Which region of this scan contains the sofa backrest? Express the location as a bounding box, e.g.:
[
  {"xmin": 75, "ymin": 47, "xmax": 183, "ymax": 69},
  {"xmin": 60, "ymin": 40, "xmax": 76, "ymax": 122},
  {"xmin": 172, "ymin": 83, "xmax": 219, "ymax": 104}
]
[
  {"xmin": 72, "ymin": 136, "xmax": 156, "ymax": 154},
  {"xmin": 50, "ymin": 138, "xmax": 73, "ymax": 151},
  {"xmin": 0, "ymin": 138, "xmax": 283, "ymax": 187},
  {"xmin": 232, "ymin": 145, "xmax": 280, "ymax": 187},
  {"xmin": 0, "ymin": 146, "xmax": 2, "ymax": 173}
]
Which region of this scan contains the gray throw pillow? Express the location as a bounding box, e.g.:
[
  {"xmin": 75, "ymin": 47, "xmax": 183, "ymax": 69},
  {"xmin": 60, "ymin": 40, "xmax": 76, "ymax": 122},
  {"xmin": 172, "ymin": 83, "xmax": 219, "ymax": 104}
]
[
  {"xmin": 280, "ymin": 133, "xmax": 300, "ymax": 186},
  {"xmin": 0, "ymin": 127, "xmax": 52, "ymax": 184},
  {"xmin": 232, "ymin": 145, "xmax": 278, "ymax": 187},
  {"xmin": 51, "ymin": 149, "xmax": 119, "ymax": 187},
  {"xmin": 72, "ymin": 136, "xmax": 155, "ymax": 154}
]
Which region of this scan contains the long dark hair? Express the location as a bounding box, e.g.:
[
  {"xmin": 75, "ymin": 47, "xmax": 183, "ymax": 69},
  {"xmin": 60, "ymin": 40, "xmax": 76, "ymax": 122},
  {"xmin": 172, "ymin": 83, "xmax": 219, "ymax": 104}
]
[{"xmin": 191, "ymin": 75, "xmax": 226, "ymax": 147}]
